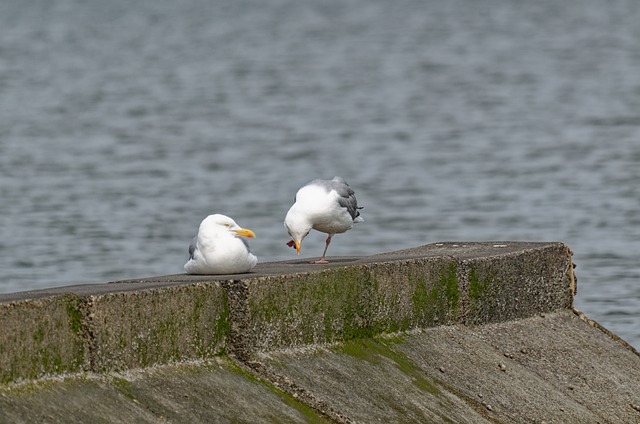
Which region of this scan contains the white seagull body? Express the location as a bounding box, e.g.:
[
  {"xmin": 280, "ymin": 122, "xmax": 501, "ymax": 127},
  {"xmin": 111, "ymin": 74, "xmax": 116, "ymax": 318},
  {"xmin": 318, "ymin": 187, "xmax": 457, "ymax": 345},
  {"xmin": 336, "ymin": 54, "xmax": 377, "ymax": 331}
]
[
  {"xmin": 284, "ymin": 176, "xmax": 363, "ymax": 264},
  {"xmin": 184, "ymin": 214, "xmax": 258, "ymax": 274}
]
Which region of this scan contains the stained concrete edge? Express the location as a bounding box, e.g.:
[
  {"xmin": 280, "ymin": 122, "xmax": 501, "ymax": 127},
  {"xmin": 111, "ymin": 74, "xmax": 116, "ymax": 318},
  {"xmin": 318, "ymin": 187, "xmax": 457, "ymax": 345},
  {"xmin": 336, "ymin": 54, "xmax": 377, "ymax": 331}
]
[
  {"xmin": 2, "ymin": 312, "xmax": 638, "ymax": 423},
  {"xmin": 2, "ymin": 241, "xmax": 572, "ymax": 383},
  {"xmin": 222, "ymin": 241, "xmax": 575, "ymax": 354},
  {"xmin": 0, "ymin": 242, "xmax": 565, "ymax": 302}
]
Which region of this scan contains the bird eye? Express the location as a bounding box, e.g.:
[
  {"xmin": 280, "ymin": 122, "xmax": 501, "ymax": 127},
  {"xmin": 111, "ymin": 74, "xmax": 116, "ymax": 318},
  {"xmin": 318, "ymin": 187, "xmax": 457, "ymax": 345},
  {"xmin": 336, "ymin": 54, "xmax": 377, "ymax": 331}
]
[{"xmin": 224, "ymin": 223, "xmax": 230, "ymax": 227}]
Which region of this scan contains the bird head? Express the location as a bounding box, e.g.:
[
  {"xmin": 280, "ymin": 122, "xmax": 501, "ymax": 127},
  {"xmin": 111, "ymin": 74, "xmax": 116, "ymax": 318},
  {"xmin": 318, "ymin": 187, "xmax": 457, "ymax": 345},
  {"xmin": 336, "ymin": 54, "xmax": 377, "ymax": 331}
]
[
  {"xmin": 284, "ymin": 211, "xmax": 310, "ymax": 255},
  {"xmin": 203, "ymin": 214, "xmax": 255, "ymax": 239}
]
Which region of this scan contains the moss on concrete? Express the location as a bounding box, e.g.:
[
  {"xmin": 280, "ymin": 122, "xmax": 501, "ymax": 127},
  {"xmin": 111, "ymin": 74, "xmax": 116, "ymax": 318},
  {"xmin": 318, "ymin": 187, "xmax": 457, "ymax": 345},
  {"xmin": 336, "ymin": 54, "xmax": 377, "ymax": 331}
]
[
  {"xmin": 411, "ymin": 262, "xmax": 459, "ymax": 326},
  {"xmin": 246, "ymin": 259, "xmax": 464, "ymax": 351},
  {"xmin": 1, "ymin": 241, "xmax": 576, "ymax": 386},
  {"xmin": 247, "ymin": 268, "xmax": 389, "ymax": 348},
  {"xmin": 66, "ymin": 299, "xmax": 84, "ymax": 336},
  {"xmin": 0, "ymin": 295, "xmax": 86, "ymax": 384},
  {"xmin": 222, "ymin": 358, "xmax": 331, "ymax": 423},
  {"xmin": 468, "ymin": 268, "xmax": 487, "ymax": 301},
  {"xmin": 334, "ymin": 336, "xmax": 440, "ymax": 395},
  {"xmin": 466, "ymin": 265, "xmax": 500, "ymax": 320},
  {"xmin": 111, "ymin": 376, "xmax": 138, "ymax": 402},
  {"xmin": 89, "ymin": 283, "xmax": 230, "ymax": 372},
  {"xmin": 442, "ymin": 264, "xmax": 460, "ymax": 315}
]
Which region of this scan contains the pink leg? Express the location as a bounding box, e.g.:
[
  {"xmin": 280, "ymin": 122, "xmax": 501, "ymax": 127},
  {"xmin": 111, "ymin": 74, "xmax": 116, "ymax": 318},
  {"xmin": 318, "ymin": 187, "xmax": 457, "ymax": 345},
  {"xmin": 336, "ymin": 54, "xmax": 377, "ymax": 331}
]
[{"xmin": 311, "ymin": 234, "xmax": 333, "ymax": 264}]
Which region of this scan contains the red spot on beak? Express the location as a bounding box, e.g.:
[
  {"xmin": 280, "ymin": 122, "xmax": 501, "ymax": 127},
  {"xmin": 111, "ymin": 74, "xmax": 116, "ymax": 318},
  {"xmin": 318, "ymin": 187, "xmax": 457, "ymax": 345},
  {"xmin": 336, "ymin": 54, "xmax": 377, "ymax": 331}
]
[{"xmin": 286, "ymin": 239, "xmax": 301, "ymax": 254}]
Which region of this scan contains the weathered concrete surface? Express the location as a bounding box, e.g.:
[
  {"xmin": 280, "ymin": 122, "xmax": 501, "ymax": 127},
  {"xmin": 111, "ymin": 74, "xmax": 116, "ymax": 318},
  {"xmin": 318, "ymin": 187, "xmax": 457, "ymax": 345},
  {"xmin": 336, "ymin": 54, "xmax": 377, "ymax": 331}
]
[
  {"xmin": 0, "ymin": 358, "xmax": 330, "ymax": 424},
  {"xmin": 2, "ymin": 311, "xmax": 639, "ymax": 423},
  {"xmin": 2, "ymin": 242, "xmax": 574, "ymax": 378},
  {"xmin": 1, "ymin": 242, "xmax": 639, "ymax": 423},
  {"xmin": 0, "ymin": 295, "xmax": 86, "ymax": 383},
  {"xmin": 232, "ymin": 241, "xmax": 574, "ymax": 354},
  {"xmin": 0, "ymin": 284, "xmax": 229, "ymax": 382},
  {"xmin": 257, "ymin": 310, "xmax": 640, "ymax": 423},
  {"xmin": 86, "ymin": 283, "xmax": 229, "ymax": 372}
]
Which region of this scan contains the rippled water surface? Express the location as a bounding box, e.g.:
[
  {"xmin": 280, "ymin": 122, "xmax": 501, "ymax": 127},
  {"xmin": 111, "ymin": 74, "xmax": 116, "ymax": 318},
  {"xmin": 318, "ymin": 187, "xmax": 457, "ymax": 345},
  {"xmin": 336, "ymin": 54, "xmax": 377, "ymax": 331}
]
[{"xmin": 1, "ymin": 0, "xmax": 639, "ymax": 347}]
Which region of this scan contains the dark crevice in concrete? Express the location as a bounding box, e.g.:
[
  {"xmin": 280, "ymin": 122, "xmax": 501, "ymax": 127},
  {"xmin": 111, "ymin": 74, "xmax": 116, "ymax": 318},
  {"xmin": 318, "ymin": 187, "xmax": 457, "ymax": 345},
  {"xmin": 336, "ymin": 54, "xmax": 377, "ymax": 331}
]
[
  {"xmin": 220, "ymin": 279, "xmax": 251, "ymax": 362},
  {"xmin": 75, "ymin": 295, "xmax": 98, "ymax": 373}
]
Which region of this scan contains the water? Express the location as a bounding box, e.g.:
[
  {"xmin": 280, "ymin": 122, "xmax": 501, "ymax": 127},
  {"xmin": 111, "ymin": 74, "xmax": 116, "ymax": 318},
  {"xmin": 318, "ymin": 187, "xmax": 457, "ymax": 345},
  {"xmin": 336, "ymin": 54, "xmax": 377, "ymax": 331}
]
[{"xmin": 1, "ymin": 0, "xmax": 638, "ymax": 348}]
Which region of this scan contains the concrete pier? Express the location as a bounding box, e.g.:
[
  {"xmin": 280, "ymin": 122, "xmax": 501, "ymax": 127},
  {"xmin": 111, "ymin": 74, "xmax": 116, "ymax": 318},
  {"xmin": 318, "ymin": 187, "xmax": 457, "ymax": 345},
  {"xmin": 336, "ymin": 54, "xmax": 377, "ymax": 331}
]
[{"xmin": 1, "ymin": 242, "xmax": 639, "ymax": 423}]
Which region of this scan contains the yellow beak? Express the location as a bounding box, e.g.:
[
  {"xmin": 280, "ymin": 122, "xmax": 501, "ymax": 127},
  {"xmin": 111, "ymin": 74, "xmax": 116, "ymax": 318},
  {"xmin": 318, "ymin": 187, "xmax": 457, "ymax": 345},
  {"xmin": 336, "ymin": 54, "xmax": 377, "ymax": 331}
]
[
  {"xmin": 294, "ymin": 239, "xmax": 300, "ymax": 255},
  {"xmin": 233, "ymin": 228, "xmax": 256, "ymax": 238}
]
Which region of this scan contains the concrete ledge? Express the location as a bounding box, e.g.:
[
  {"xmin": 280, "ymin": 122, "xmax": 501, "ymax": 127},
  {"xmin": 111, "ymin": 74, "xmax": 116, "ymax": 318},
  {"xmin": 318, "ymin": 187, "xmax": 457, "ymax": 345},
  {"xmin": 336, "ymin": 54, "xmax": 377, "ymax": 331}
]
[
  {"xmin": 235, "ymin": 242, "xmax": 574, "ymax": 353},
  {"xmin": 1, "ymin": 242, "xmax": 574, "ymax": 381}
]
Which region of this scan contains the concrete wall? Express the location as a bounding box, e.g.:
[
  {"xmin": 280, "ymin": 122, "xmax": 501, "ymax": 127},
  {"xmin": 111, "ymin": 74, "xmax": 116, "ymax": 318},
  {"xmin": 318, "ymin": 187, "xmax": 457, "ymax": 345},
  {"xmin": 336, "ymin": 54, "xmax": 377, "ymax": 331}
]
[{"xmin": 2, "ymin": 242, "xmax": 639, "ymax": 423}]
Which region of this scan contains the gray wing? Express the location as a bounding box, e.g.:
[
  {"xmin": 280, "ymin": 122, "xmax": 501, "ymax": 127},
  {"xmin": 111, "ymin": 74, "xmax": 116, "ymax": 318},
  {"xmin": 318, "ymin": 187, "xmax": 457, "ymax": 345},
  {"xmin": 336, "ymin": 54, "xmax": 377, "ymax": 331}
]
[
  {"xmin": 302, "ymin": 177, "xmax": 363, "ymax": 220},
  {"xmin": 330, "ymin": 176, "xmax": 363, "ymax": 221},
  {"xmin": 239, "ymin": 236, "xmax": 252, "ymax": 253},
  {"xmin": 188, "ymin": 235, "xmax": 197, "ymax": 260}
]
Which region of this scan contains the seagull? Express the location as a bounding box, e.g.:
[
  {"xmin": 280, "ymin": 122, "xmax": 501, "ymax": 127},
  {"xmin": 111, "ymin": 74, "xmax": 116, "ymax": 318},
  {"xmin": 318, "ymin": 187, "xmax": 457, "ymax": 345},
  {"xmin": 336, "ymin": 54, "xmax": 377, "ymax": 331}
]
[
  {"xmin": 184, "ymin": 214, "xmax": 258, "ymax": 274},
  {"xmin": 284, "ymin": 176, "xmax": 363, "ymax": 264}
]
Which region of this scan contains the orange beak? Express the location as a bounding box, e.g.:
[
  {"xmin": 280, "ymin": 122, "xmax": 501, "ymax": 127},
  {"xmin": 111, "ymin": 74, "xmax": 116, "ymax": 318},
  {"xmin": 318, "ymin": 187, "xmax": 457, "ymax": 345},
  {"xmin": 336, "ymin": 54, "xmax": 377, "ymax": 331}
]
[
  {"xmin": 233, "ymin": 228, "xmax": 256, "ymax": 238},
  {"xmin": 294, "ymin": 239, "xmax": 301, "ymax": 255}
]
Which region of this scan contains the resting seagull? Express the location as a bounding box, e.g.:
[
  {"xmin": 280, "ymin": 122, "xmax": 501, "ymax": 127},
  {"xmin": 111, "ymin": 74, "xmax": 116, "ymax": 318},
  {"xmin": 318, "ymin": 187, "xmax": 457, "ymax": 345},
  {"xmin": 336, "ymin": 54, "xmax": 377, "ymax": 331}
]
[
  {"xmin": 284, "ymin": 176, "xmax": 363, "ymax": 264},
  {"xmin": 184, "ymin": 214, "xmax": 258, "ymax": 274}
]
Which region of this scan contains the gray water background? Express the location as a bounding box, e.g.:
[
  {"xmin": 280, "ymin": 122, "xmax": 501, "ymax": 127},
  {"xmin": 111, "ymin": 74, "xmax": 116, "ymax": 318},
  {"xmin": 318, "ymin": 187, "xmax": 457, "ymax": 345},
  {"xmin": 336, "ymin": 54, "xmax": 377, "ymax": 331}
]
[{"xmin": 1, "ymin": 0, "xmax": 638, "ymax": 348}]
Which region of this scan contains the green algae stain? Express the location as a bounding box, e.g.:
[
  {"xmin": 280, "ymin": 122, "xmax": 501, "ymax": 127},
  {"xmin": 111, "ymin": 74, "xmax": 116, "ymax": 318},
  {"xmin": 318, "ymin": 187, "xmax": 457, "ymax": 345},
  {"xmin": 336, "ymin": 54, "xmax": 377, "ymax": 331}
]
[
  {"xmin": 222, "ymin": 358, "xmax": 331, "ymax": 423},
  {"xmin": 442, "ymin": 263, "xmax": 459, "ymax": 315},
  {"xmin": 412, "ymin": 263, "xmax": 459, "ymax": 324},
  {"xmin": 335, "ymin": 337, "xmax": 439, "ymax": 395},
  {"xmin": 411, "ymin": 276, "xmax": 430, "ymax": 319},
  {"xmin": 468, "ymin": 267, "xmax": 495, "ymax": 301},
  {"xmin": 65, "ymin": 299, "xmax": 83, "ymax": 336},
  {"xmin": 322, "ymin": 267, "xmax": 403, "ymax": 344},
  {"xmin": 112, "ymin": 376, "xmax": 138, "ymax": 402},
  {"xmin": 335, "ymin": 338, "xmax": 382, "ymax": 364},
  {"xmin": 468, "ymin": 268, "xmax": 496, "ymax": 303},
  {"xmin": 250, "ymin": 267, "xmax": 391, "ymax": 346},
  {"xmin": 466, "ymin": 267, "xmax": 500, "ymax": 323},
  {"xmin": 250, "ymin": 263, "xmax": 462, "ymax": 348},
  {"xmin": 32, "ymin": 326, "xmax": 45, "ymax": 343},
  {"xmin": 124, "ymin": 287, "xmax": 230, "ymax": 369},
  {"xmin": 190, "ymin": 287, "xmax": 229, "ymax": 357},
  {"xmin": 63, "ymin": 296, "xmax": 87, "ymax": 368},
  {"xmin": 213, "ymin": 293, "xmax": 230, "ymax": 349}
]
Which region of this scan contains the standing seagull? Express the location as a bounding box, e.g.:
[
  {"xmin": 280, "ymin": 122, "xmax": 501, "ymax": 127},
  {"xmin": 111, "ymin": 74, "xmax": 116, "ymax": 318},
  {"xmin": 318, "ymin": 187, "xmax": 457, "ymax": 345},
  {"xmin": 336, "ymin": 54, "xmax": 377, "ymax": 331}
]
[
  {"xmin": 184, "ymin": 214, "xmax": 258, "ymax": 274},
  {"xmin": 284, "ymin": 176, "xmax": 364, "ymax": 264}
]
